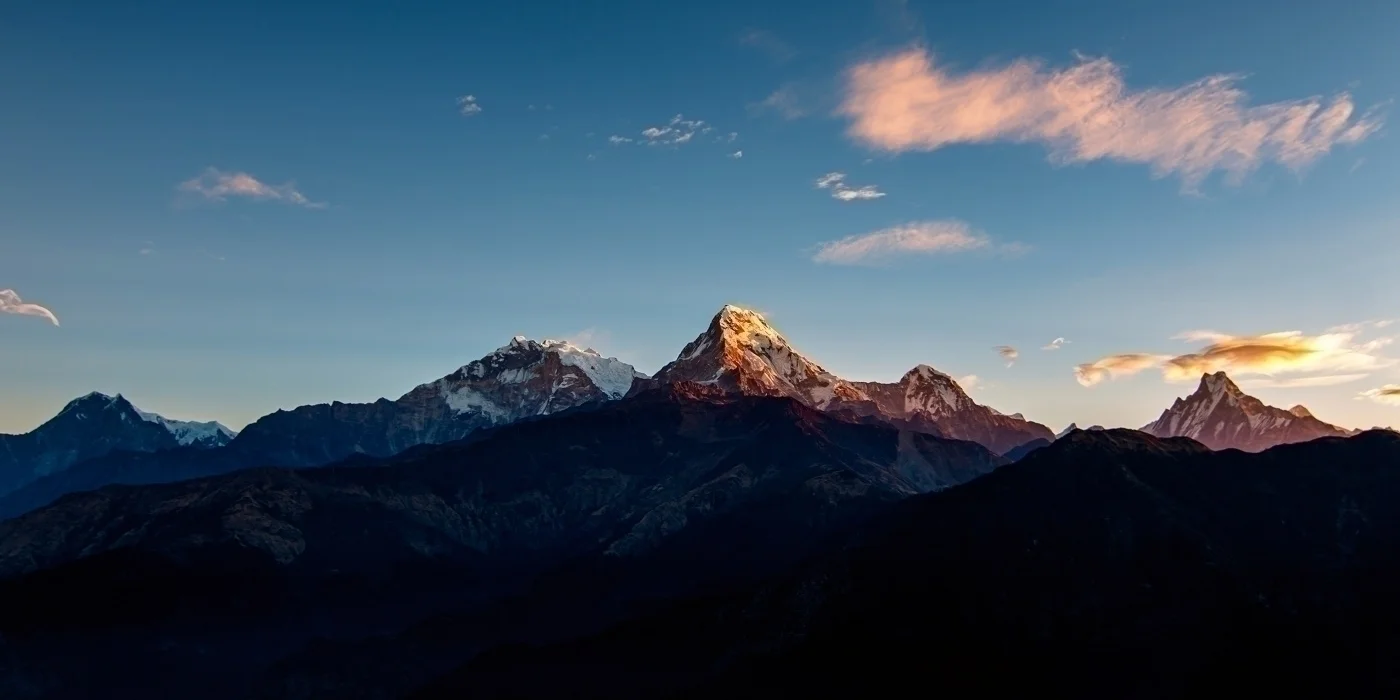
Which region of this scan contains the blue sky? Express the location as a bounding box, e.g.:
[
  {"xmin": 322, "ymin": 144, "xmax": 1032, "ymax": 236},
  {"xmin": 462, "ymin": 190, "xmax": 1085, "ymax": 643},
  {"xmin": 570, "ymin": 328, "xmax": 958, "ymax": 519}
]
[{"xmin": 2, "ymin": 0, "xmax": 1398, "ymax": 433}]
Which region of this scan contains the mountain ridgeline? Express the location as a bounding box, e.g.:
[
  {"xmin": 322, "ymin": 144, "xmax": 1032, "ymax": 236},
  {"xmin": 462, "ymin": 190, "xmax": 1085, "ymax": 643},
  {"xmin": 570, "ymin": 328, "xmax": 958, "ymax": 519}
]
[
  {"xmin": 0, "ymin": 304, "xmax": 1393, "ymax": 699},
  {"xmin": 0, "ymin": 306, "xmax": 1044, "ymax": 520}
]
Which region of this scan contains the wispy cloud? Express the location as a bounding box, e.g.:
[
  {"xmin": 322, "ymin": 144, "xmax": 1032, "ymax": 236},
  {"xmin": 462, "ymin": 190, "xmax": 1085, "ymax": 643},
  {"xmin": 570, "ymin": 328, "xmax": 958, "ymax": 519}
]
[
  {"xmin": 1076, "ymin": 327, "xmax": 1396, "ymax": 387},
  {"xmin": 737, "ymin": 28, "xmax": 796, "ymax": 62},
  {"xmin": 839, "ymin": 48, "xmax": 1383, "ymax": 189},
  {"xmin": 457, "ymin": 95, "xmax": 482, "ymax": 116},
  {"xmin": 608, "ymin": 135, "xmax": 634, "ymax": 145},
  {"xmin": 178, "ymin": 168, "xmax": 325, "ymax": 209},
  {"xmin": 995, "ymin": 345, "xmax": 1019, "ymax": 367},
  {"xmin": 958, "ymin": 374, "xmax": 981, "ymax": 390},
  {"xmin": 0, "ymin": 289, "xmax": 60, "ymax": 326},
  {"xmin": 1359, "ymin": 385, "xmax": 1400, "ymax": 406},
  {"xmin": 728, "ymin": 150, "xmax": 743, "ymax": 159},
  {"xmin": 813, "ymin": 220, "xmax": 1015, "ymax": 265},
  {"xmin": 1042, "ymin": 337, "xmax": 1069, "ymax": 351},
  {"xmin": 814, "ymin": 172, "xmax": 886, "ymax": 201},
  {"xmin": 750, "ymin": 84, "xmax": 806, "ymax": 120},
  {"xmin": 1074, "ymin": 353, "xmax": 1172, "ymax": 387}
]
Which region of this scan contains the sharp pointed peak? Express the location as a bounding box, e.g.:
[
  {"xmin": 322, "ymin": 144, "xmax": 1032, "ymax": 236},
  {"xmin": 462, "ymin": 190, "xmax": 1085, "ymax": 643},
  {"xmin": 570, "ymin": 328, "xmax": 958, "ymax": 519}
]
[
  {"xmin": 1198, "ymin": 371, "xmax": 1242, "ymax": 395},
  {"xmin": 1289, "ymin": 404, "xmax": 1315, "ymax": 418}
]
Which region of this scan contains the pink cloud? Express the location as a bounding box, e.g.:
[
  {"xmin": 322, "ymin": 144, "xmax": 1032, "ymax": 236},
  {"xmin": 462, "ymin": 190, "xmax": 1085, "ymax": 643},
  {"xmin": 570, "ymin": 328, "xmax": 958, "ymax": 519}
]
[
  {"xmin": 178, "ymin": 168, "xmax": 325, "ymax": 208},
  {"xmin": 839, "ymin": 49, "xmax": 1382, "ymax": 188}
]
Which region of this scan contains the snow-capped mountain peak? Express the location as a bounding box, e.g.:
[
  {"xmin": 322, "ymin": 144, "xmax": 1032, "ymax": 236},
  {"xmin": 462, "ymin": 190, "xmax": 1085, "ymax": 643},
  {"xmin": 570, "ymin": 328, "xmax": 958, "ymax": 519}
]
[
  {"xmin": 133, "ymin": 409, "xmax": 238, "ymax": 448},
  {"xmin": 655, "ymin": 305, "xmax": 863, "ymax": 407},
  {"xmin": 1142, "ymin": 372, "xmax": 1351, "ymax": 452}
]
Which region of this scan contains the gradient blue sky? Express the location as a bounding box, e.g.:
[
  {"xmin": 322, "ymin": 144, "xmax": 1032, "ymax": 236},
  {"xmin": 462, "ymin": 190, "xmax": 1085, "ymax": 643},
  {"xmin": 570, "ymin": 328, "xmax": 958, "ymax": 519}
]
[{"xmin": 2, "ymin": 0, "xmax": 1398, "ymax": 433}]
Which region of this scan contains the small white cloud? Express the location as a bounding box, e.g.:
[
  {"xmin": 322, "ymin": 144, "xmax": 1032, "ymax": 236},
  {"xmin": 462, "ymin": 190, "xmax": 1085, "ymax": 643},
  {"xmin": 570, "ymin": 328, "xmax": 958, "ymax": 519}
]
[
  {"xmin": 958, "ymin": 374, "xmax": 981, "ymax": 390},
  {"xmin": 1042, "ymin": 337, "xmax": 1069, "ymax": 351},
  {"xmin": 814, "ymin": 171, "xmax": 885, "ymax": 201},
  {"xmin": 587, "ymin": 153, "xmax": 597, "ymax": 161},
  {"xmin": 457, "ymin": 95, "xmax": 482, "ymax": 116},
  {"xmin": 813, "ymin": 220, "xmax": 1012, "ymax": 265},
  {"xmin": 177, "ymin": 168, "xmax": 325, "ymax": 209},
  {"xmin": 728, "ymin": 150, "xmax": 743, "ymax": 159},
  {"xmin": 640, "ymin": 115, "xmax": 711, "ymax": 147},
  {"xmin": 0, "ymin": 289, "xmax": 60, "ymax": 326},
  {"xmin": 831, "ymin": 185, "xmax": 885, "ymax": 201},
  {"xmin": 995, "ymin": 345, "xmax": 1019, "ymax": 367},
  {"xmin": 608, "ymin": 135, "xmax": 634, "ymax": 145}
]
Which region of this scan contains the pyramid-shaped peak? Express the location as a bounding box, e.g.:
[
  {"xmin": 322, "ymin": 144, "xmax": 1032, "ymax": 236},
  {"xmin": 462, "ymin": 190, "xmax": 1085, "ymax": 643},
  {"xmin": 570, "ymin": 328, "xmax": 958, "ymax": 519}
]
[
  {"xmin": 713, "ymin": 304, "xmax": 779, "ymax": 334},
  {"xmin": 1289, "ymin": 404, "xmax": 1314, "ymax": 418},
  {"xmin": 1198, "ymin": 371, "xmax": 1242, "ymax": 396}
]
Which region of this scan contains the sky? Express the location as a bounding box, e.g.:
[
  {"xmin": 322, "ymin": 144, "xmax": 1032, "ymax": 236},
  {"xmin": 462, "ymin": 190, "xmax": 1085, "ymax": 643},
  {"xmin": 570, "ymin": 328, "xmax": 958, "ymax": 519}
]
[{"xmin": 2, "ymin": 0, "xmax": 1398, "ymax": 433}]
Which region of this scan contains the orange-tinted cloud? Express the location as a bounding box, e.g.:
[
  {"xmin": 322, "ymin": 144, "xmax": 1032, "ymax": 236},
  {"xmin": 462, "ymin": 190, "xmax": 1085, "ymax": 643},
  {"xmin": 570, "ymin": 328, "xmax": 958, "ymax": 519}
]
[
  {"xmin": 1074, "ymin": 353, "xmax": 1169, "ymax": 387},
  {"xmin": 1359, "ymin": 385, "xmax": 1400, "ymax": 406},
  {"xmin": 1076, "ymin": 329, "xmax": 1395, "ymax": 387},
  {"xmin": 1162, "ymin": 330, "xmax": 1389, "ymax": 380},
  {"xmin": 839, "ymin": 49, "xmax": 1381, "ymax": 188}
]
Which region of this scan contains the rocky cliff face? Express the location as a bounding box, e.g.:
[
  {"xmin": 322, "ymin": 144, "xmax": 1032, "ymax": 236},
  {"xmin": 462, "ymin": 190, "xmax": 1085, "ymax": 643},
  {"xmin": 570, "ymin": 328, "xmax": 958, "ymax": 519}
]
[
  {"xmin": 645, "ymin": 306, "xmax": 1053, "ymax": 455},
  {"xmin": 1141, "ymin": 372, "xmax": 1352, "ymax": 452}
]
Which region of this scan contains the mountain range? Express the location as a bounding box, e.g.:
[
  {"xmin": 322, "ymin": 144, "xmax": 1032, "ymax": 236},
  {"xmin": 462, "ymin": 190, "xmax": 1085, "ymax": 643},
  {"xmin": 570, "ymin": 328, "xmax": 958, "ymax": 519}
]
[
  {"xmin": 0, "ymin": 306, "xmax": 1369, "ymax": 523},
  {"xmin": 0, "ymin": 304, "xmax": 1395, "ymax": 698}
]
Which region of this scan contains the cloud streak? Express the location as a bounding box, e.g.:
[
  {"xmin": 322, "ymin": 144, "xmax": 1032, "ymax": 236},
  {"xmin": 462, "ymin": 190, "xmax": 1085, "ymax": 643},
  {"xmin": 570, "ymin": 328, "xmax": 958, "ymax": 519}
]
[
  {"xmin": 0, "ymin": 289, "xmax": 60, "ymax": 326},
  {"xmin": 814, "ymin": 172, "xmax": 886, "ymax": 201},
  {"xmin": 1359, "ymin": 385, "xmax": 1400, "ymax": 406},
  {"xmin": 839, "ymin": 48, "xmax": 1382, "ymax": 189},
  {"xmin": 1042, "ymin": 337, "xmax": 1069, "ymax": 351},
  {"xmin": 1074, "ymin": 353, "xmax": 1171, "ymax": 387},
  {"xmin": 751, "ymin": 85, "xmax": 806, "ymax": 120},
  {"xmin": 995, "ymin": 345, "xmax": 1019, "ymax": 367},
  {"xmin": 1076, "ymin": 328, "xmax": 1395, "ymax": 387},
  {"xmin": 178, "ymin": 168, "xmax": 325, "ymax": 209},
  {"xmin": 812, "ymin": 220, "xmax": 1006, "ymax": 265}
]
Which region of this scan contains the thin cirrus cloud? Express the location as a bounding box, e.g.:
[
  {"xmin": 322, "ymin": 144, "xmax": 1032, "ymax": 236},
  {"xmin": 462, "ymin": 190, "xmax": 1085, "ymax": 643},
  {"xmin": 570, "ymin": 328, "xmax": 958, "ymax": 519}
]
[
  {"xmin": 0, "ymin": 289, "xmax": 60, "ymax": 326},
  {"xmin": 812, "ymin": 220, "xmax": 1017, "ymax": 265},
  {"xmin": 1358, "ymin": 385, "xmax": 1400, "ymax": 406},
  {"xmin": 457, "ymin": 95, "xmax": 482, "ymax": 116},
  {"xmin": 1042, "ymin": 337, "xmax": 1069, "ymax": 351},
  {"xmin": 814, "ymin": 172, "xmax": 885, "ymax": 201},
  {"xmin": 737, "ymin": 28, "xmax": 796, "ymax": 62},
  {"xmin": 1075, "ymin": 327, "xmax": 1396, "ymax": 387},
  {"xmin": 750, "ymin": 84, "xmax": 807, "ymax": 120},
  {"xmin": 178, "ymin": 168, "xmax": 325, "ymax": 209},
  {"xmin": 838, "ymin": 48, "xmax": 1383, "ymax": 189},
  {"xmin": 995, "ymin": 345, "xmax": 1019, "ymax": 367}
]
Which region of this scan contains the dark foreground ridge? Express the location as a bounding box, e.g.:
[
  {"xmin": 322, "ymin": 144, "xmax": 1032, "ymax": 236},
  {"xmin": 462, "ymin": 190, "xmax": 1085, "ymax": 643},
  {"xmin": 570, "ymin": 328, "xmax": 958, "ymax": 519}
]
[
  {"xmin": 417, "ymin": 428, "xmax": 1400, "ymax": 699},
  {"xmin": 0, "ymin": 383, "xmax": 1003, "ymax": 699}
]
